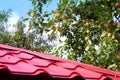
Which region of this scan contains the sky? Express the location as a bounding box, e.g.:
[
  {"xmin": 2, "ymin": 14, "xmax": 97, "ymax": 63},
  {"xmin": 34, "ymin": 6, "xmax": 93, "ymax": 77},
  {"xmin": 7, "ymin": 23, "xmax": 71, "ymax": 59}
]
[
  {"xmin": 0, "ymin": 0, "xmax": 59, "ymax": 17},
  {"xmin": 0, "ymin": 0, "xmax": 59, "ymax": 31},
  {"xmin": 0, "ymin": 0, "xmax": 32, "ymax": 17}
]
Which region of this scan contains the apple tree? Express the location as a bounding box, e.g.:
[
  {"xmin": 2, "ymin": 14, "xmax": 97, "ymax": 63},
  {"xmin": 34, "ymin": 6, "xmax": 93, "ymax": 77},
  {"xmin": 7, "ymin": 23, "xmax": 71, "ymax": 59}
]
[
  {"xmin": 28, "ymin": 0, "xmax": 120, "ymax": 71},
  {"xmin": 0, "ymin": 10, "xmax": 13, "ymax": 44}
]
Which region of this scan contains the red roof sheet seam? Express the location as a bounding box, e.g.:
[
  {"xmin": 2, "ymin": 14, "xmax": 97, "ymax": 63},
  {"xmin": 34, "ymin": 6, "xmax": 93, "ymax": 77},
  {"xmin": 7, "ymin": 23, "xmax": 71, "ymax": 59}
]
[
  {"xmin": 7, "ymin": 69, "xmax": 47, "ymax": 75},
  {"xmin": 0, "ymin": 65, "xmax": 8, "ymax": 69},
  {"xmin": 0, "ymin": 65, "xmax": 49, "ymax": 76},
  {"xmin": 67, "ymin": 60, "xmax": 120, "ymax": 76},
  {"xmin": 73, "ymin": 64, "xmax": 120, "ymax": 78},
  {"xmin": 0, "ymin": 59, "xmax": 27, "ymax": 64},
  {"xmin": 35, "ymin": 61, "xmax": 57, "ymax": 67},
  {"xmin": 80, "ymin": 66, "xmax": 120, "ymax": 78},
  {"xmin": 99, "ymin": 75, "xmax": 113, "ymax": 80},
  {"xmin": 0, "ymin": 48, "xmax": 63, "ymax": 62},
  {"xmin": 0, "ymin": 44, "xmax": 65, "ymax": 61},
  {"xmin": 0, "ymin": 53, "xmax": 13, "ymax": 57},
  {"xmin": 25, "ymin": 52, "xmax": 62, "ymax": 62}
]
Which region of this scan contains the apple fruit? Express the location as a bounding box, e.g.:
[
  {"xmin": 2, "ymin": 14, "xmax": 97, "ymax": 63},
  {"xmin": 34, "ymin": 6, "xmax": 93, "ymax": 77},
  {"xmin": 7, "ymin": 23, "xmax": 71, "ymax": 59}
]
[
  {"xmin": 112, "ymin": 21, "xmax": 118, "ymax": 26},
  {"xmin": 107, "ymin": 33, "xmax": 111, "ymax": 37},
  {"xmin": 115, "ymin": 2, "xmax": 120, "ymax": 8},
  {"xmin": 53, "ymin": 12, "xmax": 60, "ymax": 17},
  {"xmin": 104, "ymin": 23, "xmax": 110, "ymax": 28},
  {"xmin": 31, "ymin": 12, "xmax": 36, "ymax": 17},
  {"xmin": 86, "ymin": 29, "xmax": 90, "ymax": 33}
]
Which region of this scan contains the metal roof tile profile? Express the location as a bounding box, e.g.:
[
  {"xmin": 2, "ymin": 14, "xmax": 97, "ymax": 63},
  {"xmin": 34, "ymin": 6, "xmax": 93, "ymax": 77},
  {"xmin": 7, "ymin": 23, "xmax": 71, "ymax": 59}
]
[{"xmin": 0, "ymin": 44, "xmax": 120, "ymax": 80}]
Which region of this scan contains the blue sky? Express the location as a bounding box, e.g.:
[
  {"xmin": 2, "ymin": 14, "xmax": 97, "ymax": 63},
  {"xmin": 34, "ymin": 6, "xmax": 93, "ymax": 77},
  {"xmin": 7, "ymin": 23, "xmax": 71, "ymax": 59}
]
[
  {"xmin": 0, "ymin": 0, "xmax": 59, "ymax": 32},
  {"xmin": 0, "ymin": 0, "xmax": 59, "ymax": 17},
  {"xmin": 0, "ymin": 0, "xmax": 32, "ymax": 17}
]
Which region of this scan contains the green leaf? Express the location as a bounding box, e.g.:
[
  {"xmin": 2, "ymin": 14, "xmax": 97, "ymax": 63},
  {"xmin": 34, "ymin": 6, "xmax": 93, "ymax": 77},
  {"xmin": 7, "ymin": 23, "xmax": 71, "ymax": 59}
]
[{"xmin": 23, "ymin": 18, "xmax": 29, "ymax": 21}]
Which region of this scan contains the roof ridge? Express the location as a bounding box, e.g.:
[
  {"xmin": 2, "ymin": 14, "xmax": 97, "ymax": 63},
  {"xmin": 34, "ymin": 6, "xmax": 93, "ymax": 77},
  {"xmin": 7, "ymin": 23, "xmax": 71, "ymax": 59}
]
[
  {"xmin": 67, "ymin": 60, "xmax": 120, "ymax": 77},
  {"xmin": 0, "ymin": 44, "xmax": 63, "ymax": 62}
]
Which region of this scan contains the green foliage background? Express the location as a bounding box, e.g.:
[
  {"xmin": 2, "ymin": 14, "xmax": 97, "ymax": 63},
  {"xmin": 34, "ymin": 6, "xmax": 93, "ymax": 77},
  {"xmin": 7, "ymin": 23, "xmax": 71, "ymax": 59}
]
[{"xmin": 28, "ymin": 0, "xmax": 120, "ymax": 71}]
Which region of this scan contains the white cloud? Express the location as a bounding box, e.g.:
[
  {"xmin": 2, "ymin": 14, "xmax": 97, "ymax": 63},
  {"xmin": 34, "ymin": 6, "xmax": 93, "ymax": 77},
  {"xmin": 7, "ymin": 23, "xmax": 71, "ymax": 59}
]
[
  {"xmin": 7, "ymin": 12, "xmax": 20, "ymax": 32},
  {"xmin": 7, "ymin": 11, "xmax": 30, "ymax": 33},
  {"xmin": 24, "ymin": 20, "xmax": 29, "ymax": 32}
]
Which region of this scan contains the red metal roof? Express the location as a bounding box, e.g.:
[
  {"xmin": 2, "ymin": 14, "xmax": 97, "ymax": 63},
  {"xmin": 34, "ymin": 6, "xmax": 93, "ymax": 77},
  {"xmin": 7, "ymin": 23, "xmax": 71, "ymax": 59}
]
[{"xmin": 0, "ymin": 44, "xmax": 120, "ymax": 80}]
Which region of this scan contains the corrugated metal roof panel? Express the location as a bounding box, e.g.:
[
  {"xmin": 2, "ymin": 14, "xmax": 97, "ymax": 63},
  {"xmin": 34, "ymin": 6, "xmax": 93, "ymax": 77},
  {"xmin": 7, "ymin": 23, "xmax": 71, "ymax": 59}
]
[{"xmin": 0, "ymin": 44, "xmax": 120, "ymax": 80}]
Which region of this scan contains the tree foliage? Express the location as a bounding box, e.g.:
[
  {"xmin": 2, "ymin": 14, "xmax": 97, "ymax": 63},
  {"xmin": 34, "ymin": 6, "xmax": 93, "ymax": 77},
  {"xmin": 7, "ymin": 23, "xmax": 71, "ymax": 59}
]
[
  {"xmin": 0, "ymin": 10, "xmax": 12, "ymax": 44},
  {"xmin": 28, "ymin": 0, "xmax": 120, "ymax": 71},
  {"xmin": 0, "ymin": 10, "xmax": 51, "ymax": 53},
  {"xmin": 0, "ymin": 10, "xmax": 11, "ymax": 32}
]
